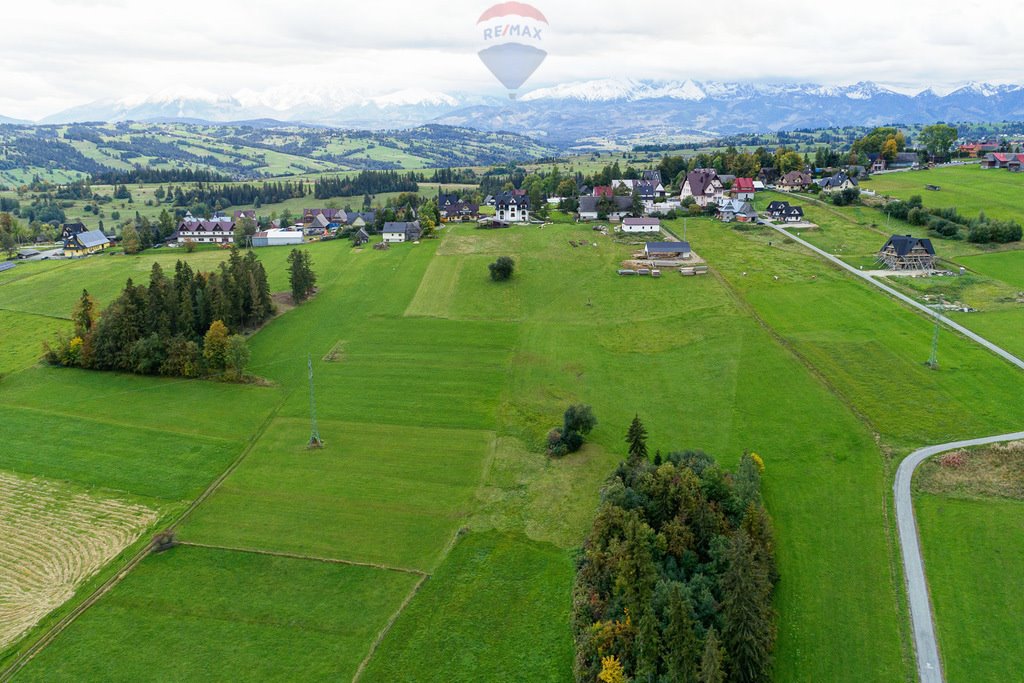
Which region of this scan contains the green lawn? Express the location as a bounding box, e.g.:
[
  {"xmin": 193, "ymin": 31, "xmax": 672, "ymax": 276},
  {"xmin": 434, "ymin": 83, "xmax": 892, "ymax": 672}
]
[
  {"xmin": 15, "ymin": 545, "xmax": 419, "ymax": 682},
  {"xmin": 959, "ymin": 249, "xmax": 1024, "ymax": 289},
  {"xmin": 361, "ymin": 531, "xmax": 574, "ymax": 683},
  {"xmin": 915, "ymin": 495, "xmax": 1024, "ymax": 683},
  {"xmin": 863, "ymin": 164, "xmax": 1024, "ymax": 223},
  {"xmin": 0, "ymin": 311, "xmax": 66, "ymax": 375},
  {"xmin": 179, "ymin": 419, "xmax": 494, "ymax": 572}
]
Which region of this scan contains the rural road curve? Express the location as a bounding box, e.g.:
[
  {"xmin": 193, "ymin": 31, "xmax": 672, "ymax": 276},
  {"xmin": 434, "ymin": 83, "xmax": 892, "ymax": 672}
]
[
  {"xmin": 894, "ymin": 432, "xmax": 1024, "ymax": 683},
  {"xmin": 764, "ymin": 221, "xmax": 1024, "ymax": 682}
]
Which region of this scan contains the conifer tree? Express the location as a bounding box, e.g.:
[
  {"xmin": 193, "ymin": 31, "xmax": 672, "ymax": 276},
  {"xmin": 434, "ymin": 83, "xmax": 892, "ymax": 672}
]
[
  {"xmin": 626, "ymin": 415, "xmax": 649, "ymax": 463},
  {"xmin": 664, "ymin": 583, "xmax": 700, "ymax": 683},
  {"xmin": 700, "ymin": 627, "xmax": 726, "ymax": 683},
  {"xmin": 72, "ymin": 289, "xmax": 97, "ymax": 337},
  {"xmin": 721, "ymin": 532, "xmax": 776, "ymax": 683}
]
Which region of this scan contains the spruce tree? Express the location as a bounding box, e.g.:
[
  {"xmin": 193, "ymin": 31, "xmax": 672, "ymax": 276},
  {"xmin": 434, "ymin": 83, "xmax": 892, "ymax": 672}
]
[
  {"xmin": 720, "ymin": 532, "xmax": 776, "ymax": 683},
  {"xmin": 664, "ymin": 583, "xmax": 700, "ymax": 683},
  {"xmin": 72, "ymin": 289, "xmax": 96, "ymax": 337},
  {"xmin": 626, "ymin": 415, "xmax": 649, "ymax": 463},
  {"xmin": 700, "ymin": 627, "xmax": 726, "ymax": 683},
  {"xmin": 634, "ymin": 607, "xmax": 661, "ymax": 683}
]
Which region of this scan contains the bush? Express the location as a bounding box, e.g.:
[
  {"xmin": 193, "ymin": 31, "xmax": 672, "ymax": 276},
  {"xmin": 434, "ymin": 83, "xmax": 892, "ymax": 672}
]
[
  {"xmin": 549, "ymin": 403, "xmax": 597, "ymax": 456},
  {"xmin": 489, "ymin": 255, "xmax": 515, "ymax": 281}
]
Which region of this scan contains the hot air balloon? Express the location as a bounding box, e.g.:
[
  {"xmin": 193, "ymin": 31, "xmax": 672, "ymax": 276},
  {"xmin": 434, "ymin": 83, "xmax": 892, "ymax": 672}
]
[{"xmin": 477, "ymin": 2, "xmax": 548, "ymax": 98}]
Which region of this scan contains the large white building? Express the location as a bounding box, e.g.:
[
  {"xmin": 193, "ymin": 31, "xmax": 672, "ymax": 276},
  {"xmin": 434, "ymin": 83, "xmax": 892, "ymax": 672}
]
[
  {"xmin": 494, "ymin": 192, "xmax": 530, "ymax": 223},
  {"xmin": 252, "ymin": 228, "xmax": 304, "ymax": 247},
  {"xmin": 620, "ymin": 217, "xmax": 661, "ymax": 233}
]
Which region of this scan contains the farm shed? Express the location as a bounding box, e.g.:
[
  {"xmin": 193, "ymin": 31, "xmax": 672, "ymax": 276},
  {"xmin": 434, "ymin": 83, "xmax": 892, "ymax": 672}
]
[
  {"xmin": 252, "ymin": 228, "xmax": 305, "ymax": 247},
  {"xmin": 644, "ymin": 241, "xmax": 692, "ymax": 259}
]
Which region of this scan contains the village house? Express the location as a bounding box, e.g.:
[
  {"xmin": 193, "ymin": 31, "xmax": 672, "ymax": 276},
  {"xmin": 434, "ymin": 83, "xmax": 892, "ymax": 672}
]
[
  {"xmin": 980, "ymin": 152, "xmax": 1024, "ymax": 170},
  {"xmin": 817, "ymin": 172, "xmax": 859, "ymax": 193},
  {"xmin": 680, "ymin": 169, "xmax": 724, "ymax": 207},
  {"xmin": 577, "ymin": 195, "xmax": 633, "ymax": 221},
  {"xmin": 958, "ymin": 141, "xmax": 999, "ymax": 157},
  {"xmin": 780, "ymin": 206, "xmax": 805, "ymax": 223},
  {"xmin": 382, "ymin": 221, "xmax": 423, "ymax": 244},
  {"xmin": 620, "ymin": 217, "xmax": 661, "ymax": 233},
  {"xmin": 494, "ymin": 192, "xmax": 531, "ymax": 223},
  {"xmin": 777, "ymin": 170, "xmax": 812, "ymax": 192},
  {"xmin": 717, "ymin": 199, "xmax": 758, "ymax": 223},
  {"xmin": 440, "ymin": 202, "xmax": 481, "ymax": 222},
  {"xmin": 766, "ymin": 201, "xmax": 791, "ymax": 219},
  {"xmin": 175, "ymin": 214, "xmax": 235, "ymax": 245},
  {"xmin": 353, "ymin": 227, "xmax": 370, "ymax": 246},
  {"xmin": 302, "ymin": 208, "xmax": 346, "ymax": 225},
  {"xmin": 592, "ymin": 185, "xmax": 615, "ymax": 198},
  {"xmin": 869, "ymin": 152, "xmax": 920, "ymax": 172},
  {"xmin": 731, "ymin": 177, "xmax": 756, "ymax": 201},
  {"xmin": 877, "ymin": 235, "xmax": 936, "ymax": 270},
  {"xmin": 757, "ymin": 167, "xmax": 780, "ymax": 186},
  {"xmin": 233, "ymin": 210, "xmax": 257, "ymax": 222},
  {"xmin": 644, "ymin": 241, "xmax": 692, "ymax": 260},
  {"xmin": 62, "ymin": 224, "xmax": 111, "ymax": 257}
]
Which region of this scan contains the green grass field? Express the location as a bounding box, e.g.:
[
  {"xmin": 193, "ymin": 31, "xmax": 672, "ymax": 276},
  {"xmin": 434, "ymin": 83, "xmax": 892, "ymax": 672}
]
[
  {"xmin": 6, "ymin": 192, "xmax": 1024, "ymax": 680},
  {"xmin": 863, "ymin": 164, "xmax": 1024, "ymax": 223},
  {"xmin": 915, "ymin": 495, "xmax": 1024, "ymax": 683},
  {"xmin": 16, "ymin": 545, "xmax": 419, "ymax": 682}
]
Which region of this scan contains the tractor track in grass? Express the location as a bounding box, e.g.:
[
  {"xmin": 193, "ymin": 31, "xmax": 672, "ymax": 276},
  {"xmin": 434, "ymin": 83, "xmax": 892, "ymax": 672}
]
[{"xmin": 766, "ymin": 220, "xmax": 1024, "ymax": 683}]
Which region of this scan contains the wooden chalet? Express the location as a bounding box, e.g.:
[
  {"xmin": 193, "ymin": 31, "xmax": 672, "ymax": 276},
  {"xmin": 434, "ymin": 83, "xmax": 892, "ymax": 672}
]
[{"xmin": 877, "ymin": 235, "xmax": 936, "ymax": 271}]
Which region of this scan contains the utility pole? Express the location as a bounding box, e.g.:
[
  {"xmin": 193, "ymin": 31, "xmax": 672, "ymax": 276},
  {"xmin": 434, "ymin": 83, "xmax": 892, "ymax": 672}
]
[{"xmin": 307, "ymin": 353, "xmax": 323, "ymax": 448}]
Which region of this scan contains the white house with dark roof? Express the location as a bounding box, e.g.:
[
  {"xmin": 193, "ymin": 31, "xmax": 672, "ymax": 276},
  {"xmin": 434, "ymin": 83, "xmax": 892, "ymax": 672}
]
[
  {"xmin": 680, "ymin": 169, "xmax": 724, "ymax": 207},
  {"xmin": 644, "ymin": 241, "xmax": 691, "ymax": 259},
  {"xmin": 382, "ymin": 221, "xmax": 423, "ymax": 243},
  {"xmin": 495, "ymin": 192, "xmax": 530, "ymax": 222}
]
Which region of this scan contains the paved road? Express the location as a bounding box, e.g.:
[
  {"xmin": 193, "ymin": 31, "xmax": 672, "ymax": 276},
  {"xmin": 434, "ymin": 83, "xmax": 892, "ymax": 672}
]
[
  {"xmin": 894, "ymin": 432, "xmax": 1024, "ymax": 683},
  {"xmin": 762, "ymin": 221, "xmax": 1024, "ymax": 682},
  {"xmin": 764, "ymin": 223, "xmax": 1024, "ymax": 372}
]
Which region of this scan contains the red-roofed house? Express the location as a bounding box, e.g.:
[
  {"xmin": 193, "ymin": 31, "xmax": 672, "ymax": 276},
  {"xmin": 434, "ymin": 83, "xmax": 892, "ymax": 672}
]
[
  {"xmin": 732, "ymin": 177, "xmax": 756, "ymax": 200},
  {"xmin": 592, "ymin": 185, "xmax": 614, "ymax": 198},
  {"xmin": 981, "ymin": 153, "xmax": 1024, "ymax": 170}
]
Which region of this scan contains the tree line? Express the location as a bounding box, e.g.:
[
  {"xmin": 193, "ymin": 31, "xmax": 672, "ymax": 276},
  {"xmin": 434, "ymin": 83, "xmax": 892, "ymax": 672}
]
[
  {"xmin": 312, "ymin": 170, "xmax": 420, "ymax": 200},
  {"xmin": 574, "ymin": 417, "xmax": 777, "ymax": 683},
  {"xmin": 91, "ymin": 168, "xmax": 233, "ymax": 185},
  {"xmin": 44, "ymin": 250, "xmax": 277, "ymax": 379},
  {"xmin": 169, "ymin": 181, "xmax": 306, "ymax": 209}
]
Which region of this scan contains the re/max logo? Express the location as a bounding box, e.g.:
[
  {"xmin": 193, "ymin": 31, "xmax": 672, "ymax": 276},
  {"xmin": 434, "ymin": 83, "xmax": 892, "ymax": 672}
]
[{"xmin": 482, "ymin": 24, "xmax": 543, "ymax": 41}]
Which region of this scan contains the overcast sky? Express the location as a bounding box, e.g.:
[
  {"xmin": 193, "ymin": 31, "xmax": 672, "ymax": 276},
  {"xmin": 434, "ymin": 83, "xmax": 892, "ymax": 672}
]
[{"xmin": 1, "ymin": 0, "xmax": 1021, "ymax": 120}]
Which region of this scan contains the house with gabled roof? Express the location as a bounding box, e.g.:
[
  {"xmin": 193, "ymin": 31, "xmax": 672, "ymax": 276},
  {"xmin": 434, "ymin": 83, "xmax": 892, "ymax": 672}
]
[
  {"xmin": 817, "ymin": 172, "xmax": 858, "ymax": 193},
  {"xmin": 717, "ymin": 199, "xmax": 757, "ymax": 223},
  {"xmin": 680, "ymin": 169, "xmax": 724, "ymax": 207},
  {"xmin": 382, "ymin": 221, "xmax": 423, "ymax": 244},
  {"xmin": 731, "ymin": 178, "xmax": 756, "ymax": 200},
  {"xmin": 494, "ymin": 192, "xmax": 530, "ymax": 222},
  {"xmin": 766, "ymin": 201, "xmax": 791, "ymax": 218},
  {"xmin": 878, "ymin": 235, "xmax": 936, "ymax": 270},
  {"xmin": 644, "ymin": 241, "xmax": 691, "ymax": 259},
  {"xmin": 176, "ymin": 219, "xmax": 235, "ymax": 244},
  {"xmin": 981, "ymin": 152, "xmax": 1024, "ymax": 170},
  {"xmin": 64, "ymin": 229, "xmax": 111, "ymax": 257},
  {"xmin": 777, "ymin": 171, "xmax": 812, "ymax": 192}
]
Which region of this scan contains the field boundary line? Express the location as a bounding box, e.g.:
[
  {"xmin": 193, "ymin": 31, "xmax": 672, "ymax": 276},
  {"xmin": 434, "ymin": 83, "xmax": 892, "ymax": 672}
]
[
  {"xmin": 351, "ymin": 573, "xmax": 429, "ymax": 683},
  {"xmin": 0, "ymin": 307, "xmax": 72, "ymax": 322},
  {"xmin": 176, "ymin": 542, "xmax": 428, "ymax": 577},
  {"xmin": 0, "ymin": 392, "xmax": 293, "ymax": 681}
]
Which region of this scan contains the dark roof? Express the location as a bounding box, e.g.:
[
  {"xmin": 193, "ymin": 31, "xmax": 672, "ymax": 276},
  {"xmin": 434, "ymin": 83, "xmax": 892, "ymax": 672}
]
[
  {"xmin": 882, "ymin": 235, "xmax": 935, "ymax": 256},
  {"xmin": 383, "ymin": 221, "xmax": 422, "ymax": 239},
  {"xmin": 438, "ymin": 193, "xmax": 460, "ymax": 206},
  {"xmin": 0, "ymin": 261, "xmax": 16, "ymax": 273},
  {"xmin": 766, "ymin": 201, "xmax": 790, "ymax": 211},
  {"xmin": 820, "ymin": 172, "xmax": 858, "ymax": 189},
  {"xmin": 622, "ymin": 217, "xmax": 660, "ymax": 225},
  {"xmin": 179, "ymin": 220, "xmax": 234, "ymax": 232},
  {"xmin": 782, "ymin": 206, "xmax": 804, "ymax": 217},
  {"xmin": 780, "ymin": 170, "xmax": 811, "ymax": 185},
  {"xmin": 645, "ymin": 241, "xmax": 691, "ymax": 254},
  {"xmin": 684, "ymin": 169, "xmax": 721, "ymax": 196},
  {"xmin": 495, "ymin": 191, "xmax": 530, "ymax": 209},
  {"xmin": 641, "ymin": 170, "xmax": 663, "ymax": 184}
]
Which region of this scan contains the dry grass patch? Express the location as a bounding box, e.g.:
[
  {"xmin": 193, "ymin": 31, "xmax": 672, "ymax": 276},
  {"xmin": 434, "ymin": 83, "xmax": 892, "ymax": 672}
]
[
  {"xmin": 916, "ymin": 441, "xmax": 1024, "ymax": 500},
  {"xmin": 0, "ymin": 472, "xmax": 158, "ymax": 650}
]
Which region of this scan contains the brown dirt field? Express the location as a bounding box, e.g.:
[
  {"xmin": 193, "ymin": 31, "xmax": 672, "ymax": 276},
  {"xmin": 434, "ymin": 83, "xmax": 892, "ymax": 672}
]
[
  {"xmin": 915, "ymin": 441, "xmax": 1024, "ymax": 500},
  {"xmin": 0, "ymin": 473, "xmax": 158, "ymax": 650}
]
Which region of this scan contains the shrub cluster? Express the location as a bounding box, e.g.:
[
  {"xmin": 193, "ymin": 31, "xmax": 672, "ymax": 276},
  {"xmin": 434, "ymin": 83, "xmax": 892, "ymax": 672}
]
[
  {"xmin": 573, "ymin": 436, "xmax": 777, "ymax": 683},
  {"xmin": 885, "ymin": 195, "xmax": 1022, "ymax": 243},
  {"xmin": 548, "ymin": 404, "xmax": 597, "ymax": 456}
]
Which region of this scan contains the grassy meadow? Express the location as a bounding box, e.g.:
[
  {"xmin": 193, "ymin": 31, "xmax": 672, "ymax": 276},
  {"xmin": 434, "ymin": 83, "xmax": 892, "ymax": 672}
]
[
  {"xmin": 863, "ymin": 163, "xmax": 1024, "ymax": 223},
  {"xmin": 4, "ymin": 191, "xmax": 1024, "ymax": 680}
]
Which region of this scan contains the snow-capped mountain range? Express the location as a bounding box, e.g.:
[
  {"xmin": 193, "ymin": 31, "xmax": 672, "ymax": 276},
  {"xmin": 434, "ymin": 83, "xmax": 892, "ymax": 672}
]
[{"xmin": 18, "ymin": 79, "xmax": 1024, "ymax": 142}]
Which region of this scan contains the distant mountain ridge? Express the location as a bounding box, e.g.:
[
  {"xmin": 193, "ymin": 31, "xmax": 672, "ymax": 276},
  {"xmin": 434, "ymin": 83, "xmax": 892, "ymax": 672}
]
[{"xmin": 19, "ymin": 79, "xmax": 1024, "ymax": 142}]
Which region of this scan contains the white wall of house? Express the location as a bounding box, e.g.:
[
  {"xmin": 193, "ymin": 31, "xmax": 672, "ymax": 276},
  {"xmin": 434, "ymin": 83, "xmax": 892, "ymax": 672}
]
[
  {"xmin": 621, "ymin": 222, "xmax": 660, "ymax": 233},
  {"xmin": 382, "ymin": 231, "xmax": 407, "ymax": 243}
]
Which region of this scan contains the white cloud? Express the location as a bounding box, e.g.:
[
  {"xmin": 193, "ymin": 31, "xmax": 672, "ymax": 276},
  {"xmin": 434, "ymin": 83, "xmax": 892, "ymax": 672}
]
[{"xmin": 0, "ymin": 0, "xmax": 1022, "ymax": 120}]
